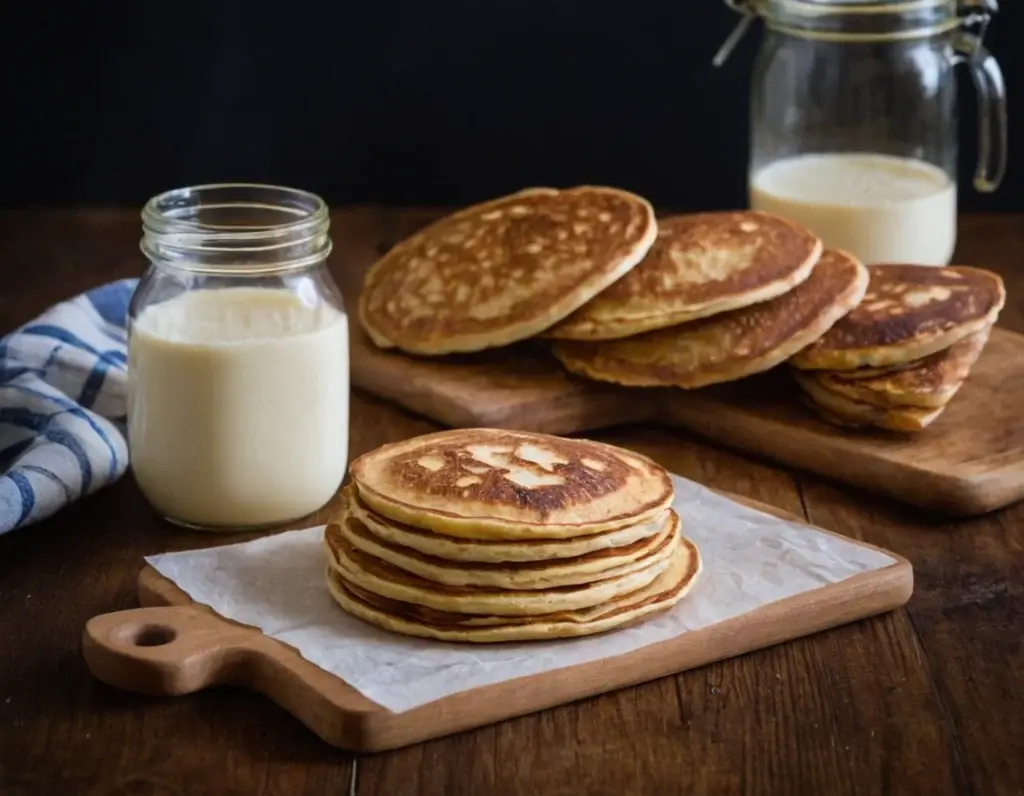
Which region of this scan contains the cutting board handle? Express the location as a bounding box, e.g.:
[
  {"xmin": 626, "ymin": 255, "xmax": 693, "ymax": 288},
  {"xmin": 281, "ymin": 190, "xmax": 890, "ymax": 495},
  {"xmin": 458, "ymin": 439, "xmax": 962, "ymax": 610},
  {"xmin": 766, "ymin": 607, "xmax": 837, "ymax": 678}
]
[{"xmin": 82, "ymin": 605, "xmax": 258, "ymax": 696}]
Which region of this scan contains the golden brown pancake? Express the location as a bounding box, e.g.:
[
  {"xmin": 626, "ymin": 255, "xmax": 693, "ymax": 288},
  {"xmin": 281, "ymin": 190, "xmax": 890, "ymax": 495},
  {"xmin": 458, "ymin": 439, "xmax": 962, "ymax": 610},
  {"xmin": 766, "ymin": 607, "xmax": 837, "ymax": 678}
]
[
  {"xmin": 794, "ymin": 371, "xmax": 945, "ymax": 432},
  {"xmin": 326, "ymin": 509, "xmax": 679, "ymax": 590},
  {"xmin": 811, "ymin": 326, "xmax": 990, "ymax": 409},
  {"xmin": 358, "ymin": 186, "xmax": 657, "ymax": 355},
  {"xmin": 342, "ymin": 485, "xmax": 670, "ymax": 563},
  {"xmin": 822, "ymin": 360, "xmax": 916, "ymax": 380},
  {"xmin": 349, "ymin": 429, "xmax": 674, "ymax": 540},
  {"xmin": 790, "ymin": 265, "xmax": 1005, "ymax": 371},
  {"xmin": 545, "ymin": 211, "xmax": 822, "ymax": 340},
  {"xmin": 324, "ymin": 535, "xmax": 702, "ymax": 642},
  {"xmin": 552, "ymin": 248, "xmax": 869, "ymax": 389},
  {"xmin": 325, "ymin": 529, "xmax": 677, "ymax": 615}
]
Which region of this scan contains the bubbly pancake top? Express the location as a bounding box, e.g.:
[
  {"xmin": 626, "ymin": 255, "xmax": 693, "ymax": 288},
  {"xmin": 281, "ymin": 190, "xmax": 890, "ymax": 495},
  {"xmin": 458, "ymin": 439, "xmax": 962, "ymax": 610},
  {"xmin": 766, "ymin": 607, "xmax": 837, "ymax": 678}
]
[
  {"xmin": 350, "ymin": 429, "xmax": 673, "ymax": 536},
  {"xmin": 547, "ymin": 211, "xmax": 822, "ymax": 338},
  {"xmin": 358, "ymin": 187, "xmax": 656, "ymax": 354},
  {"xmin": 796, "ymin": 265, "xmax": 1005, "ymax": 355},
  {"xmin": 552, "ymin": 249, "xmax": 868, "ymax": 386}
]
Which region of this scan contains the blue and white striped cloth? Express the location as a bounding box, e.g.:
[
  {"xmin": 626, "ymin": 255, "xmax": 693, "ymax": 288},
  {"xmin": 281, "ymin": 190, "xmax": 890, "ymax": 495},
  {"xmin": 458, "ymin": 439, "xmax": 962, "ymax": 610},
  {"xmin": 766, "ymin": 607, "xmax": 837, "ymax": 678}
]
[{"xmin": 0, "ymin": 279, "xmax": 139, "ymax": 535}]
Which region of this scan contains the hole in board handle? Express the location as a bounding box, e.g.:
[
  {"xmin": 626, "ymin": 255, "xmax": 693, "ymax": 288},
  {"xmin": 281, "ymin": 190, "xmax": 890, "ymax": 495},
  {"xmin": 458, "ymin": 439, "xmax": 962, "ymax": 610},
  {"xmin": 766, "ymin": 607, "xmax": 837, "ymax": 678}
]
[{"xmin": 134, "ymin": 625, "xmax": 177, "ymax": 647}]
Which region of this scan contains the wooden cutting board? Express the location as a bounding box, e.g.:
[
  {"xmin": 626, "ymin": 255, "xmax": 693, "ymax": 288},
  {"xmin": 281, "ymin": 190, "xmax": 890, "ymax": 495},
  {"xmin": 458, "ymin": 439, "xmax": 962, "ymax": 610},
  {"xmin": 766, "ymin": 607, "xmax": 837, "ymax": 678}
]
[
  {"xmin": 82, "ymin": 498, "xmax": 912, "ymax": 753},
  {"xmin": 350, "ymin": 323, "xmax": 1024, "ymax": 517}
]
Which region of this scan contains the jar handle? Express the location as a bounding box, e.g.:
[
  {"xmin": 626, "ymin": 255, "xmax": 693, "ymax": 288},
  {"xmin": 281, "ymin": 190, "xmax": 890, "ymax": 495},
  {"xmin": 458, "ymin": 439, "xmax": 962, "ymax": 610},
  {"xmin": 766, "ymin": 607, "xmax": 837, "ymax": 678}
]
[
  {"xmin": 953, "ymin": 5, "xmax": 1008, "ymax": 192},
  {"xmin": 713, "ymin": 0, "xmax": 759, "ymax": 68}
]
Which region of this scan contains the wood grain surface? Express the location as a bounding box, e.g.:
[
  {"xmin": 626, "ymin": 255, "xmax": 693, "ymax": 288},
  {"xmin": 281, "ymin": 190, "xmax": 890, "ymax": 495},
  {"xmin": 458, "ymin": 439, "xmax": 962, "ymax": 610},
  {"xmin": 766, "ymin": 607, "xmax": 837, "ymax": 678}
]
[
  {"xmin": 0, "ymin": 208, "xmax": 1021, "ymax": 796},
  {"xmin": 80, "ymin": 510, "xmax": 912, "ymax": 754},
  {"xmin": 350, "ymin": 323, "xmax": 1024, "ymax": 517}
]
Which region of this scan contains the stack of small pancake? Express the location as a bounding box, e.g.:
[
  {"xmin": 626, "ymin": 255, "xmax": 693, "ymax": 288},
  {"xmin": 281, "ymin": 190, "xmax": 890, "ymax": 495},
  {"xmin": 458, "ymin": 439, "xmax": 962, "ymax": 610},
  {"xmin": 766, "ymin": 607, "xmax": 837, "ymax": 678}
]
[
  {"xmin": 788, "ymin": 265, "xmax": 1005, "ymax": 431},
  {"xmin": 324, "ymin": 428, "xmax": 702, "ymax": 643},
  {"xmin": 358, "ymin": 185, "xmax": 1006, "ymax": 432}
]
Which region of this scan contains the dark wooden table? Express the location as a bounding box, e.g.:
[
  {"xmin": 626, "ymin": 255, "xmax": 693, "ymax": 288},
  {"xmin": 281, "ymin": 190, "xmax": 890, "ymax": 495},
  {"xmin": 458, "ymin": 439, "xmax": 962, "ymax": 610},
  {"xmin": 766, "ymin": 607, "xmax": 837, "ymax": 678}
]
[{"xmin": 0, "ymin": 208, "xmax": 1021, "ymax": 796}]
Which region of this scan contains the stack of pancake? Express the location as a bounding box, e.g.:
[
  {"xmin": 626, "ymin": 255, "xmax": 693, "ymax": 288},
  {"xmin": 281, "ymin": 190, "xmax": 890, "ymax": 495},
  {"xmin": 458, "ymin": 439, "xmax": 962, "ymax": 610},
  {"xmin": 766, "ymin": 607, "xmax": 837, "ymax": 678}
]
[
  {"xmin": 788, "ymin": 265, "xmax": 1005, "ymax": 431},
  {"xmin": 324, "ymin": 428, "xmax": 702, "ymax": 643},
  {"xmin": 358, "ymin": 185, "xmax": 1006, "ymax": 432}
]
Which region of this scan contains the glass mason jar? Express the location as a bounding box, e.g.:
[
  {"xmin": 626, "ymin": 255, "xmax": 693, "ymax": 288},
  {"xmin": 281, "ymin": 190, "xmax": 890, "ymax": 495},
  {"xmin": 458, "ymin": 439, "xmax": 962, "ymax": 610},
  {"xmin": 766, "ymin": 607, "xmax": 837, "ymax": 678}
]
[
  {"xmin": 128, "ymin": 184, "xmax": 350, "ymax": 531},
  {"xmin": 716, "ymin": 0, "xmax": 1007, "ymax": 266}
]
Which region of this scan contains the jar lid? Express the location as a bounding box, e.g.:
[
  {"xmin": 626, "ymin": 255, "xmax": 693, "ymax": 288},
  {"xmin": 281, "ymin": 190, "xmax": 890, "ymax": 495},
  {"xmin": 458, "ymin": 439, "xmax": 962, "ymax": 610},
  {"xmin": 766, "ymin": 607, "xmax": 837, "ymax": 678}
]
[
  {"xmin": 783, "ymin": 0, "xmax": 948, "ymax": 5},
  {"xmin": 715, "ymin": 0, "xmax": 995, "ymax": 64},
  {"xmin": 792, "ymin": 0, "xmax": 998, "ymax": 11},
  {"xmin": 762, "ymin": 0, "xmax": 954, "ymax": 15},
  {"xmin": 748, "ymin": 0, "xmax": 997, "ymax": 15}
]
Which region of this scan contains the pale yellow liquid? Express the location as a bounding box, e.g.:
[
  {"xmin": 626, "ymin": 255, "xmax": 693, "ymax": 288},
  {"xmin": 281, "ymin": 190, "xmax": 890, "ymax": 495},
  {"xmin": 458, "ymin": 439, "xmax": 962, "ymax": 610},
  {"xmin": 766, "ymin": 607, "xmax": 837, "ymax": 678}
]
[
  {"xmin": 750, "ymin": 153, "xmax": 957, "ymax": 266},
  {"xmin": 128, "ymin": 287, "xmax": 350, "ymax": 529}
]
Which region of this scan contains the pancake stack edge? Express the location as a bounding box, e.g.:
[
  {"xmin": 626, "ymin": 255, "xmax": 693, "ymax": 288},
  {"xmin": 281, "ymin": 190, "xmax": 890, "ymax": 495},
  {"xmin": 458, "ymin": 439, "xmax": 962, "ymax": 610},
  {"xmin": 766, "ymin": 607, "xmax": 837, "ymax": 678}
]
[
  {"xmin": 323, "ymin": 429, "xmax": 702, "ymax": 643},
  {"xmin": 788, "ymin": 265, "xmax": 1006, "ymax": 431}
]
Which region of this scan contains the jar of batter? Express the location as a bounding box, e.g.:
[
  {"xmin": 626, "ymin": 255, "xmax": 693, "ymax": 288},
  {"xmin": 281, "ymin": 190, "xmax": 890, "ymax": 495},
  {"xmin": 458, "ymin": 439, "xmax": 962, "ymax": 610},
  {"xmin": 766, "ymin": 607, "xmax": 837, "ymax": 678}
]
[
  {"xmin": 128, "ymin": 183, "xmax": 350, "ymax": 530},
  {"xmin": 715, "ymin": 0, "xmax": 1007, "ymax": 266}
]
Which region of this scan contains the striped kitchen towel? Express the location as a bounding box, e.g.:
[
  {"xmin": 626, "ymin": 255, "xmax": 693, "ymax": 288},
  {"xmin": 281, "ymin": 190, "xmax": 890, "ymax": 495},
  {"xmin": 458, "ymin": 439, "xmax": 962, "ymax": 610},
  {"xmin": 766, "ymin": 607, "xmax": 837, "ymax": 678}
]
[{"xmin": 0, "ymin": 279, "xmax": 139, "ymax": 535}]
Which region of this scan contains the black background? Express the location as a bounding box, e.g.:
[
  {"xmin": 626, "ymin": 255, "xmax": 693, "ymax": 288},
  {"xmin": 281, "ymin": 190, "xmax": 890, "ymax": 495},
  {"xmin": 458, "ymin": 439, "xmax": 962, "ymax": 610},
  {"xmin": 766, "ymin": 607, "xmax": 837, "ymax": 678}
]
[{"xmin": 4, "ymin": 1, "xmax": 1022, "ymax": 211}]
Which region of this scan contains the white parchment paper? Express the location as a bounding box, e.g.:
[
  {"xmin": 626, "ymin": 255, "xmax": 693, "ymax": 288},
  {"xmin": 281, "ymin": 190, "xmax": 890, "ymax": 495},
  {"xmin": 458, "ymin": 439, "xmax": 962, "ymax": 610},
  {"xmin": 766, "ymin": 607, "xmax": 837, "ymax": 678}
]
[{"xmin": 146, "ymin": 475, "xmax": 895, "ymax": 713}]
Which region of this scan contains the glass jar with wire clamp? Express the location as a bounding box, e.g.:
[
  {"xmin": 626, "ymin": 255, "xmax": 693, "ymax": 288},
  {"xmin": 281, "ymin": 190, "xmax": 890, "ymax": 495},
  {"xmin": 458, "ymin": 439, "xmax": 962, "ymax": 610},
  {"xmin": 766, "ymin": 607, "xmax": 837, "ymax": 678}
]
[{"xmin": 715, "ymin": 0, "xmax": 1007, "ymax": 266}]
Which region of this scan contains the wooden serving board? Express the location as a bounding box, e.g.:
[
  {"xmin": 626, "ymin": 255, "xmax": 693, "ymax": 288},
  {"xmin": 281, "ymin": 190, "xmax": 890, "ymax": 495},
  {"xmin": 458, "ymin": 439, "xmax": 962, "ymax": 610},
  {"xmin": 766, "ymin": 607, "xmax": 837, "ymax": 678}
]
[
  {"xmin": 82, "ymin": 499, "xmax": 913, "ymax": 753},
  {"xmin": 350, "ymin": 324, "xmax": 1024, "ymax": 517}
]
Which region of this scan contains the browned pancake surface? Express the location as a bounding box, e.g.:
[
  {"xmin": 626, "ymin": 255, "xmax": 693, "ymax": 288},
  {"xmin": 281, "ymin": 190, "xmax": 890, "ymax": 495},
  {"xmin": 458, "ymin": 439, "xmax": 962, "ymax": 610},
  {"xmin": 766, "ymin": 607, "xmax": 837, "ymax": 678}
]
[
  {"xmin": 792, "ymin": 265, "xmax": 1005, "ymax": 369},
  {"xmin": 358, "ymin": 187, "xmax": 655, "ymax": 353},
  {"xmin": 547, "ymin": 211, "xmax": 821, "ymax": 339},
  {"xmin": 350, "ymin": 429, "xmax": 673, "ymax": 536},
  {"xmin": 552, "ymin": 248, "xmax": 867, "ymax": 388}
]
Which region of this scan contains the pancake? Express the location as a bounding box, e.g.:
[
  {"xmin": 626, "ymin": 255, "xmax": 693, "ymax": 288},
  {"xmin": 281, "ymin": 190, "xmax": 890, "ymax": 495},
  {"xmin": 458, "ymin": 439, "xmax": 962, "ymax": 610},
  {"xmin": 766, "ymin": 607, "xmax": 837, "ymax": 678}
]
[
  {"xmin": 327, "ymin": 509, "xmax": 679, "ymax": 590},
  {"xmin": 349, "ymin": 429, "xmax": 674, "ymax": 540},
  {"xmin": 344, "ymin": 485, "xmax": 669, "ymax": 563},
  {"xmin": 790, "ymin": 264, "xmax": 1005, "ymax": 371},
  {"xmin": 324, "ymin": 535, "xmax": 702, "ymax": 642},
  {"xmin": 326, "ymin": 529, "xmax": 678, "ymax": 616},
  {"xmin": 545, "ymin": 210, "xmax": 822, "ymax": 340},
  {"xmin": 358, "ymin": 186, "xmax": 657, "ymax": 355},
  {"xmin": 811, "ymin": 326, "xmax": 990, "ymax": 409},
  {"xmin": 552, "ymin": 248, "xmax": 868, "ymax": 390},
  {"xmin": 794, "ymin": 370, "xmax": 945, "ymax": 432},
  {"xmin": 824, "ymin": 360, "xmax": 916, "ymax": 380}
]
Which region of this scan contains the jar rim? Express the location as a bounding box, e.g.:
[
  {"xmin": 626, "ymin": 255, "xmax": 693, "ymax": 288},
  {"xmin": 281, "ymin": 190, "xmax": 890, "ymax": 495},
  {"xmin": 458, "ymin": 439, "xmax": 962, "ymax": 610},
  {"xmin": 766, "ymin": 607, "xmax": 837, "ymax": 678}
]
[
  {"xmin": 757, "ymin": 0, "xmax": 958, "ymax": 40},
  {"xmin": 767, "ymin": 0, "xmax": 951, "ymax": 12},
  {"xmin": 140, "ymin": 183, "xmax": 333, "ymax": 275},
  {"xmin": 142, "ymin": 182, "xmax": 328, "ymax": 235}
]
